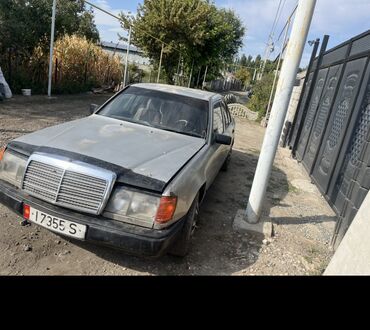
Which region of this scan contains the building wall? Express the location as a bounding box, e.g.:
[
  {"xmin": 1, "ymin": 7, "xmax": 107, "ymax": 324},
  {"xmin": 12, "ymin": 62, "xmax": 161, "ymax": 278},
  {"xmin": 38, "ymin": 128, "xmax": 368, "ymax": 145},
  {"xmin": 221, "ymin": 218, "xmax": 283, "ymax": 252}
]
[
  {"xmin": 285, "ymin": 71, "xmax": 306, "ymax": 123},
  {"xmin": 279, "ymin": 71, "xmax": 306, "ymax": 143}
]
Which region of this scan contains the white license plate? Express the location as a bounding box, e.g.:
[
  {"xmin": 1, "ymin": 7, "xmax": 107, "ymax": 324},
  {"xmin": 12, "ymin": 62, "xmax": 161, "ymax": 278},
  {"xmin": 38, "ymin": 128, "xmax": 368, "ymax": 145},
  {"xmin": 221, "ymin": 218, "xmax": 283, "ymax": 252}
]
[{"xmin": 27, "ymin": 206, "xmax": 86, "ymax": 239}]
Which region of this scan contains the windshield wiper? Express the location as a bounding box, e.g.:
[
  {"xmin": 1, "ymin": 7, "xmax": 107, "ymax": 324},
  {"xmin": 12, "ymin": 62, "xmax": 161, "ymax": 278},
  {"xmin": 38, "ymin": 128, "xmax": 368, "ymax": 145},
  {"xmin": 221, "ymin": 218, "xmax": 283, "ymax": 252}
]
[
  {"xmin": 108, "ymin": 116, "xmax": 154, "ymax": 128},
  {"xmin": 157, "ymin": 126, "xmax": 204, "ymax": 139}
]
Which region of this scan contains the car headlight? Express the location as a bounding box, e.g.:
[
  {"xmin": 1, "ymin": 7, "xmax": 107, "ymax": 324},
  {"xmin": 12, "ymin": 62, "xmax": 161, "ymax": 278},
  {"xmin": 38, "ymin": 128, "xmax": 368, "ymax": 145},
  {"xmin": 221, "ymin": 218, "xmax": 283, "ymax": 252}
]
[
  {"xmin": 0, "ymin": 148, "xmax": 27, "ymax": 188},
  {"xmin": 104, "ymin": 186, "xmax": 177, "ymax": 228}
]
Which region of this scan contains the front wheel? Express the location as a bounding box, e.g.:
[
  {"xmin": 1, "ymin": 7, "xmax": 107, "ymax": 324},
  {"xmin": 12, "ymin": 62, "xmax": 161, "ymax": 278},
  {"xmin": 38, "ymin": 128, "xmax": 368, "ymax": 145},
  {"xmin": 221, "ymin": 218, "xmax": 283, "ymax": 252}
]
[{"xmin": 168, "ymin": 194, "xmax": 199, "ymax": 257}]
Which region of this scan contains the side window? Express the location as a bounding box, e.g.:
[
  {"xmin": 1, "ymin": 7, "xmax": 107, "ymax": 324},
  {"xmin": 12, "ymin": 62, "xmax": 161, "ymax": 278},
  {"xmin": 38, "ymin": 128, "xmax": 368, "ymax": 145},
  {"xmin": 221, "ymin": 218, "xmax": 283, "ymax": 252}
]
[
  {"xmin": 221, "ymin": 101, "xmax": 231, "ymax": 127},
  {"xmin": 225, "ymin": 103, "xmax": 232, "ymax": 125},
  {"xmin": 213, "ymin": 102, "xmax": 224, "ymax": 134}
]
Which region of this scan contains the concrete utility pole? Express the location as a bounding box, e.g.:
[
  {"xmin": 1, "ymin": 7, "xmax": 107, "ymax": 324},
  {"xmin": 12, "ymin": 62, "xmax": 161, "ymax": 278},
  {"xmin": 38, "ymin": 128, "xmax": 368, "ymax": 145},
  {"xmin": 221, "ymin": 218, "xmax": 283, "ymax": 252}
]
[
  {"xmin": 252, "ymin": 68, "xmax": 257, "ymax": 81},
  {"xmin": 123, "ymin": 25, "xmax": 132, "ymax": 87},
  {"xmin": 259, "ymin": 42, "xmax": 272, "ymax": 80},
  {"xmin": 47, "ymin": 0, "xmax": 57, "ymax": 97},
  {"xmin": 245, "ymin": 0, "xmax": 317, "ymax": 224}
]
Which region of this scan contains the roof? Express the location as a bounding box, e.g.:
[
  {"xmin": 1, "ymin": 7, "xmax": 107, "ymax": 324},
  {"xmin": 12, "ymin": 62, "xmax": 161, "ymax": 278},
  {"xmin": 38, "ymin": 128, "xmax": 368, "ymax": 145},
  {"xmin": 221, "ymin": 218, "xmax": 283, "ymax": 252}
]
[
  {"xmin": 101, "ymin": 41, "xmax": 143, "ymax": 54},
  {"xmin": 131, "ymin": 83, "xmax": 218, "ymax": 101}
]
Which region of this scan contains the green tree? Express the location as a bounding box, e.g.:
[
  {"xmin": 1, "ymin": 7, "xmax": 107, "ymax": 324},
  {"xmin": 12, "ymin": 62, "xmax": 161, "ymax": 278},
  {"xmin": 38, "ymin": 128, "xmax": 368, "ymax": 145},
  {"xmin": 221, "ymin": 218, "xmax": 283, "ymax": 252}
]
[
  {"xmin": 247, "ymin": 55, "xmax": 253, "ymax": 66},
  {"xmin": 235, "ymin": 67, "xmax": 251, "ymax": 87},
  {"xmin": 255, "ymin": 54, "xmax": 262, "ymax": 68},
  {"xmin": 240, "ymin": 54, "xmax": 247, "ymax": 67},
  {"xmin": 119, "ymin": 0, "xmax": 245, "ymax": 84},
  {"xmin": 0, "ymin": 0, "xmax": 99, "ymax": 55}
]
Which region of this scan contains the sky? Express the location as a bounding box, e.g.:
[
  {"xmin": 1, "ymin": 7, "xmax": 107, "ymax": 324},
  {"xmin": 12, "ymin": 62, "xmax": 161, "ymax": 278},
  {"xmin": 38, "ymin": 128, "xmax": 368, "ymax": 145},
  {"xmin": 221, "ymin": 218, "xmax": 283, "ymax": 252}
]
[{"xmin": 89, "ymin": 0, "xmax": 370, "ymax": 67}]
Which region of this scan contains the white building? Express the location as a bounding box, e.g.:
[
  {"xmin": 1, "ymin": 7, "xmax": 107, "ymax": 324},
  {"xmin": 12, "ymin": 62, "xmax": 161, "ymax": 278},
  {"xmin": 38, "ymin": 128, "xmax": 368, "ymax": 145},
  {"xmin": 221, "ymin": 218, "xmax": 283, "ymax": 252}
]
[{"xmin": 101, "ymin": 41, "xmax": 151, "ymax": 70}]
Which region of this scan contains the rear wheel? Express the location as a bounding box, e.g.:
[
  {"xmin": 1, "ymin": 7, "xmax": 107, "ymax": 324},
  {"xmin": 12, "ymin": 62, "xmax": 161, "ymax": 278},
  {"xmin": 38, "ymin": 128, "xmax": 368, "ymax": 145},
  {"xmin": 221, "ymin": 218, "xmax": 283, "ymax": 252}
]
[{"xmin": 168, "ymin": 194, "xmax": 199, "ymax": 257}]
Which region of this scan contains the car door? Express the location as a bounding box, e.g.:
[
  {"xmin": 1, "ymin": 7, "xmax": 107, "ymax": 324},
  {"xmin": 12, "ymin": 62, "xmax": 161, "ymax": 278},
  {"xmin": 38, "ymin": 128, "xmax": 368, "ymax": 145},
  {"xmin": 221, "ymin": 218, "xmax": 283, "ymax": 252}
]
[
  {"xmin": 220, "ymin": 100, "xmax": 234, "ymax": 158},
  {"xmin": 205, "ymin": 100, "xmax": 228, "ymax": 186}
]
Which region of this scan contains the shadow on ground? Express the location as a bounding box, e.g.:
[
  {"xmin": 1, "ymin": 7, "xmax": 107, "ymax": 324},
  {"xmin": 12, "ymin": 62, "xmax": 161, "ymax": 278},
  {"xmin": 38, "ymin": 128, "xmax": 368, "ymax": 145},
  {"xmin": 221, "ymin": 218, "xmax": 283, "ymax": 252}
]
[{"xmin": 271, "ymin": 215, "xmax": 337, "ymax": 225}]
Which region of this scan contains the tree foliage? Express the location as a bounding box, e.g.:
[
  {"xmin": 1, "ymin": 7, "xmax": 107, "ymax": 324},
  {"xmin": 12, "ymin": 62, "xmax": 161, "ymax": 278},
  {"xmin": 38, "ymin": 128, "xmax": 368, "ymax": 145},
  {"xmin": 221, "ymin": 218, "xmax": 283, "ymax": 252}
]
[
  {"xmin": 234, "ymin": 67, "xmax": 251, "ymax": 87},
  {"xmin": 0, "ymin": 0, "xmax": 99, "ymax": 55},
  {"xmin": 0, "ymin": 0, "xmax": 100, "ymax": 93},
  {"xmin": 119, "ymin": 0, "xmax": 245, "ymax": 84}
]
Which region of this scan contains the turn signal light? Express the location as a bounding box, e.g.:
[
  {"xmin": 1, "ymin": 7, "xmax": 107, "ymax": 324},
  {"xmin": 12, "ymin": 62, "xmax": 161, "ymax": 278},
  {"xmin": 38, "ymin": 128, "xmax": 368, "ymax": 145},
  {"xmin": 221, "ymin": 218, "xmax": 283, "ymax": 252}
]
[
  {"xmin": 23, "ymin": 204, "xmax": 30, "ymax": 220},
  {"xmin": 0, "ymin": 146, "xmax": 6, "ymax": 162},
  {"xmin": 155, "ymin": 196, "xmax": 177, "ymax": 224}
]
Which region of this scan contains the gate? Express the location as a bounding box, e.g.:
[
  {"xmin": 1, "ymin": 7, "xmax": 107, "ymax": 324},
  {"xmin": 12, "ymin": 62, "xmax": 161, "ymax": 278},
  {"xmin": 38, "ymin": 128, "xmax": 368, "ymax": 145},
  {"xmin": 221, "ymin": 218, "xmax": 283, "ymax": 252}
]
[{"xmin": 288, "ymin": 29, "xmax": 370, "ymax": 248}]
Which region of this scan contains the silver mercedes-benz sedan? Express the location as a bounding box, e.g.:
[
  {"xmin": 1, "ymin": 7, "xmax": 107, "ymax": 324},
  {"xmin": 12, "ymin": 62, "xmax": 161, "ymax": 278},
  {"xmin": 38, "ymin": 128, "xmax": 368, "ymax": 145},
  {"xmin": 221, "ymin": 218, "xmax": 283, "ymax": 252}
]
[{"xmin": 0, "ymin": 83, "xmax": 235, "ymax": 257}]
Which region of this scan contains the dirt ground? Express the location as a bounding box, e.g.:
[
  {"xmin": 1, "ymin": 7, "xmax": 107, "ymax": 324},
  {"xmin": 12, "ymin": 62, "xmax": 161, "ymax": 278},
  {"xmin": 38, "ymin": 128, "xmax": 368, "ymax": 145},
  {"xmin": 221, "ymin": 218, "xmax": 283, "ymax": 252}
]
[{"xmin": 0, "ymin": 93, "xmax": 336, "ymax": 275}]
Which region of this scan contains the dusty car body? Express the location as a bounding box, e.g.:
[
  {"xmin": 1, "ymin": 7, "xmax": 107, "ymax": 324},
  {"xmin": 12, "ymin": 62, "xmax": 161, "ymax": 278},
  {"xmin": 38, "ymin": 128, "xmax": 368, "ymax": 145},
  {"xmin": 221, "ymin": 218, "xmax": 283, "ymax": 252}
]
[{"xmin": 0, "ymin": 83, "xmax": 235, "ymax": 257}]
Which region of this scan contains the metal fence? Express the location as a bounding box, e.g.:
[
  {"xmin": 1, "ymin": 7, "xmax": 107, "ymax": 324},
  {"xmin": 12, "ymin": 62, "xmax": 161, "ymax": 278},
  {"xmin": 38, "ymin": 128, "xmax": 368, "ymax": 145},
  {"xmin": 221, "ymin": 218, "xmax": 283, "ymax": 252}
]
[{"xmin": 287, "ymin": 29, "xmax": 370, "ymax": 248}]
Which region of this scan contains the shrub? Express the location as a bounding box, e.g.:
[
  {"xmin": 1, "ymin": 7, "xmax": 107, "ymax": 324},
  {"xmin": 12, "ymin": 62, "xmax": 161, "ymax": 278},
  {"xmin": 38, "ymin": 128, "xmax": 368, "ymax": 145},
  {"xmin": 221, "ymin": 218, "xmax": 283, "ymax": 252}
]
[
  {"xmin": 5, "ymin": 34, "xmax": 123, "ymax": 94},
  {"xmin": 50, "ymin": 35, "xmax": 123, "ymax": 93},
  {"xmin": 247, "ymin": 73, "xmax": 276, "ymax": 120}
]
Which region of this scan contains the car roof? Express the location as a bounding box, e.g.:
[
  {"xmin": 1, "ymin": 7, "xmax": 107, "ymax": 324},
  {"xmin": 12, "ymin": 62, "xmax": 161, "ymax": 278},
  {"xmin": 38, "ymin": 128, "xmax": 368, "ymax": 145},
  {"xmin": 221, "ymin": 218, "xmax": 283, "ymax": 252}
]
[{"xmin": 131, "ymin": 83, "xmax": 219, "ymax": 101}]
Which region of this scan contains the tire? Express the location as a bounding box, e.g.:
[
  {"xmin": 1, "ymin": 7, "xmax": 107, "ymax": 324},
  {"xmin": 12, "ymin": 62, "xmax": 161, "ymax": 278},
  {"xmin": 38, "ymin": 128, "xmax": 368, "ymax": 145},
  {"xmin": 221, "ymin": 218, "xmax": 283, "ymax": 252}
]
[{"xmin": 168, "ymin": 194, "xmax": 200, "ymax": 257}]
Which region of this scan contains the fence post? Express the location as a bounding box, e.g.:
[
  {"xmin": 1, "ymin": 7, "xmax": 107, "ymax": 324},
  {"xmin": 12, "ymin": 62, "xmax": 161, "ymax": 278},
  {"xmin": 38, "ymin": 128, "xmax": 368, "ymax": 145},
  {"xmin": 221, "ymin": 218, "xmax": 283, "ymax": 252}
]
[
  {"xmin": 157, "ymin": 43, "xmax": 164, "ymax": 83},
  {"xmin": 47, "ymin": 0, "xmax": 57, "ymax": 97},
  {"xmin": 196, "ymin": 66, "xmax": 202, "ymax": 89},
  {"xmin": 7, "ymin": 48, "xmax": 12, "ymax": 87},
  {"xmin": 123, "ymin": 25, "xmax": 132, "ymax": 86},
  {"xmin": 175, "ymin": 55, "xmax": 181, "ymax": 86},
  {"xmin": 202, "ymin": 65, "xmax": 208, "ymax": 89},
  {"xmin": 188, "ymin": 59, "xmax": 194, "ymax": 88}
]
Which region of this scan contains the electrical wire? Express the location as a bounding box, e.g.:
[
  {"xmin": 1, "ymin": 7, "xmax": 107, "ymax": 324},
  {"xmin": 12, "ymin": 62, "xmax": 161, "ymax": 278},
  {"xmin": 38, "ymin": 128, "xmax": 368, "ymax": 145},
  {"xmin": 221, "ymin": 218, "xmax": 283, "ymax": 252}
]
[
  {"xmin": 259, "ymin": 0, "xmax": 285, "ymax": 75},
  {"xmin": 83, "ymin": 0, "xmax": 184, "ymax": 55},
  {"xmin": 277, "ymin": 2, "xmax": 298, "ymax": 42}
]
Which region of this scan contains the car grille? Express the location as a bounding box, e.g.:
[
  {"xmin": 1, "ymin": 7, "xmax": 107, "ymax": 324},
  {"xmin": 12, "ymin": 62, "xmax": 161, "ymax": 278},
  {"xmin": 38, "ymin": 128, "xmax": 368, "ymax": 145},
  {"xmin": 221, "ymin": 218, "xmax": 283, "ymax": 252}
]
[{"xmin": 22, "ymin": 154, "xmax": 116, "ymax": 215}]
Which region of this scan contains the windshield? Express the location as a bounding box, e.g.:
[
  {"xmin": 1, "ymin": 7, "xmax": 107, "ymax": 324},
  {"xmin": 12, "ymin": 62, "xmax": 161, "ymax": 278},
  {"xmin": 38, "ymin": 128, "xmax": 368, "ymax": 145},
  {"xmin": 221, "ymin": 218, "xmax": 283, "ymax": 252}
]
[{"xmin": 97, "ymin": 86, "xmax": 209, "ymax": 138}]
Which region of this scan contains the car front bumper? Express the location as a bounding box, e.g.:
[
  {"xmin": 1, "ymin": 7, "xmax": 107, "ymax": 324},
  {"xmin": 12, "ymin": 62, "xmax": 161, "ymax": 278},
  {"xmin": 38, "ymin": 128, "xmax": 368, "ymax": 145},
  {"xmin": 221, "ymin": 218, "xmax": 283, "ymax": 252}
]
[{"xmin": 0, "ymin": 180, "xmax": 185, "ymax": 257}]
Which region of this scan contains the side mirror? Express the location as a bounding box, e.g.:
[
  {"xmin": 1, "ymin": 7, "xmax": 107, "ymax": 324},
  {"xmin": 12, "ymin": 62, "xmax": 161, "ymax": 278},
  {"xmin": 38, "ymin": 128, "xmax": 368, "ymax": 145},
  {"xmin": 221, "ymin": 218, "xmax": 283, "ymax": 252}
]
[
  {"xmin": 89, "ymin": 103, "xmax": 99, "ymax": 114},
  {"xmin": 215, "ymin": 133, "xmax": 232, "ymax": 145}
]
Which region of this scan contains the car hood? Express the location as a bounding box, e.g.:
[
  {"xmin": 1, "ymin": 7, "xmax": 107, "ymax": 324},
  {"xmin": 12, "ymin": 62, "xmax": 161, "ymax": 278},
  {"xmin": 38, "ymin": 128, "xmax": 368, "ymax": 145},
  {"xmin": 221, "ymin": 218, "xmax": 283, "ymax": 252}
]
[{"xmin": 13, "ymin": 115, "xmax": 205, "ymax": 189}]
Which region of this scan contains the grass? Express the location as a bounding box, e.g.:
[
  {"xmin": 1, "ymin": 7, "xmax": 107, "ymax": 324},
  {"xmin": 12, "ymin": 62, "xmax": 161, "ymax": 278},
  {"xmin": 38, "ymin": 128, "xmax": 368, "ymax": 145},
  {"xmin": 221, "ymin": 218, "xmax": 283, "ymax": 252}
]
[
  {"xmin": 288, "ymin": 181, "xmax": 300, "ymax": 194},
  {"xmin": 304, "ymin": 246, "xmax": 321, "ymax": 264}
]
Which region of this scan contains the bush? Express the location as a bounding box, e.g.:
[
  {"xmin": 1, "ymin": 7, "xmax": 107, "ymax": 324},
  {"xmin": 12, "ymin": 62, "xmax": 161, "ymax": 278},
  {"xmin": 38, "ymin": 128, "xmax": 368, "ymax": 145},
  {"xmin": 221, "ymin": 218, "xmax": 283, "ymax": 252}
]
[
  {"xmin": 50, "ymin": 35, "xmax": 123, "ymax": 93},
  {"xmin": 247, "ymin": 73, "xmax": 276, "ymax": 120},
  {"xmin": 2, "ymin": 34, "xmax": 123, "ymax": 94}
]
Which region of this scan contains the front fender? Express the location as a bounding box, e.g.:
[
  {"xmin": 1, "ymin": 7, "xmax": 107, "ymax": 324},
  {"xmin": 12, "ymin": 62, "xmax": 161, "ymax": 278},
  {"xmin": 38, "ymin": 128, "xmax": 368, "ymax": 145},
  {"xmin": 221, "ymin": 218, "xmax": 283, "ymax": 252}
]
[{"xmin": 162, "ymin": 146, "xmax": 209, "ymax": 223}]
